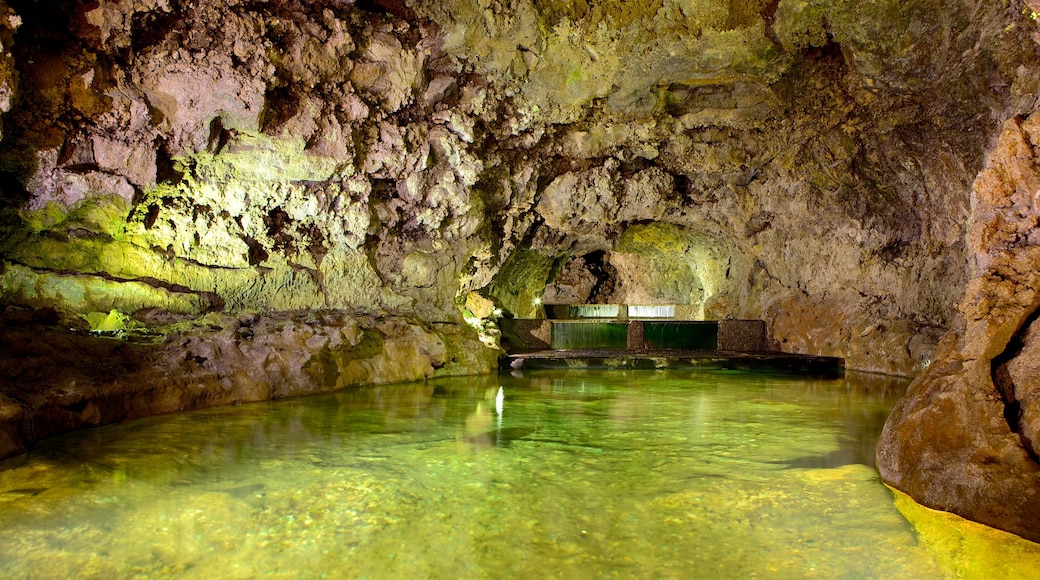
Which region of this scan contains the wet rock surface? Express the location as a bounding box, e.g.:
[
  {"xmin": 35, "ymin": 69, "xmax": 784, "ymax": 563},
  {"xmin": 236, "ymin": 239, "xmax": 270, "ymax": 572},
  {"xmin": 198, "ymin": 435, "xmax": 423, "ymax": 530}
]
[
  {"xmin": 878, "ymin": 112, "xmax": 1040, "ymax": 543},
  {"xmin": 0, "ymin": 307, "xmax": 495, "ymax": 460}
]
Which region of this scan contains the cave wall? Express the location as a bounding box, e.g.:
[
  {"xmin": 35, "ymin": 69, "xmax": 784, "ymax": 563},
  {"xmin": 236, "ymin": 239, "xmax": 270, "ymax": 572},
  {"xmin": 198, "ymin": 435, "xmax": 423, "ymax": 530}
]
[
  {"xmin": 877, "ymin": 108, "xmax": 1040, "ymax": 544},
  {"xmin": 1, "ymin": 0, "xmax": 1035, "ymax": 378}
]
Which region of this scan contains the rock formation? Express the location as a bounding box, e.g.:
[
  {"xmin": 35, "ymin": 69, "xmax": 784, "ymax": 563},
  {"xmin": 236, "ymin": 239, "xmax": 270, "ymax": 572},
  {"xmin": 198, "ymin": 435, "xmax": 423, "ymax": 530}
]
[
  {"xmin": 0, "ymin": 0, "xmax": 1037, "ymax": 540},
  {"xmin": 878, "ymin": 111, "xmax": 1040, "ymax": 543}
]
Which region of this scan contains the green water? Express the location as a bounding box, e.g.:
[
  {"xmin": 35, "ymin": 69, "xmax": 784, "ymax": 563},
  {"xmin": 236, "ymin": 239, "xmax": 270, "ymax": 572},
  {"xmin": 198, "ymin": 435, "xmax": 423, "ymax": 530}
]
[
  {"xmin": 0, "ymin": 370, "xmax": 1037, "ymax": 579},
  {"xmin": 551, "ymin": 321, "xmax": 628, "ymax": 349},
  {"xmin": 643, "ymin": 321, "xmax": 719, "ymax": 350}
]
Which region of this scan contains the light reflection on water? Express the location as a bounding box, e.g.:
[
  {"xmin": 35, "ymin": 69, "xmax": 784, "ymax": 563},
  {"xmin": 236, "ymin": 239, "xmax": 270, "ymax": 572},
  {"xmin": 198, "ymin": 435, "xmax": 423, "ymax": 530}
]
[{"xmin": 0, "ymin": 369, "xmax": 1036, "ymax": 578}]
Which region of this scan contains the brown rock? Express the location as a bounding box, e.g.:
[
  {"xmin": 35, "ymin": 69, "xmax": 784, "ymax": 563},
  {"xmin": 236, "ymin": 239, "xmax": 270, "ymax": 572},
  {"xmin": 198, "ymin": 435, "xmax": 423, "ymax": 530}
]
[
  {"xmin": 0, "ymin": 311, "xmax": 496, "ymax": 459},
  {"xmin": 878, "ymin": 112, "xmax": 1040, "ymax": 542},
  {"xmin": 0, "ymin": 393, "xmax": 25, "ymax": 460}
]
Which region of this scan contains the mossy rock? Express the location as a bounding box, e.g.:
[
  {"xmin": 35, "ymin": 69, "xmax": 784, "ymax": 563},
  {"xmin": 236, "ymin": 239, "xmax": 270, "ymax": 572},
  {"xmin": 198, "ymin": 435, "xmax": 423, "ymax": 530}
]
[{"xmin": 489, "ymin": 248, "xmax": 557, "ymax": 318}]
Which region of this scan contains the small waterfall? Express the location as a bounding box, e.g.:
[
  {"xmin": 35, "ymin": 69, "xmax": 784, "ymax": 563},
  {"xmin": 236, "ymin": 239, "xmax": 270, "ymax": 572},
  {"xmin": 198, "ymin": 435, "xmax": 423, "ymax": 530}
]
[
  {"xmin": 568, "ymin": 304, "xmax": 620, "ymax": 319},
  {"xmin": 628, "ymin": 305, "xmax": 676, "ymax": 319},
  {"xmin": 643, "ymin": 322, "xmax": 718, "ymax": 350},
  {"xmin": 551, "ymin": 321, "xmax": 628, "ymax": 349}
]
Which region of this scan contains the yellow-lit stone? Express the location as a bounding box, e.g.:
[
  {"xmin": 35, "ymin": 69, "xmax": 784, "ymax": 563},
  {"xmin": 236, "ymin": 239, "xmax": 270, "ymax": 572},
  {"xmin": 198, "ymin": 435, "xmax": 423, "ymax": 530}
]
[{"xmin": 890, "ymin": 486, "xmax": 1040, "ymax": 578}]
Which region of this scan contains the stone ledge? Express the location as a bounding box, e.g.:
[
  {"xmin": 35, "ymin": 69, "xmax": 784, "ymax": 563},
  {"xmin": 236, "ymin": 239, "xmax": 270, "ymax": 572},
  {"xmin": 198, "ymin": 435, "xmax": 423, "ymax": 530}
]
[{"xmin": 503, "ymin": 348, "xmax": 844, "ymax": 378}]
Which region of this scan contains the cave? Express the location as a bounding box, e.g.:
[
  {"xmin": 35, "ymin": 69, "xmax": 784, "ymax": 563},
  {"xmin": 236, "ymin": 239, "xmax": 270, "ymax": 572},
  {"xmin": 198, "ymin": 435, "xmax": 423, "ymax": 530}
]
[{"xmin": 1, "ymin": 0, "xmax": 1040, "ymax": 575}]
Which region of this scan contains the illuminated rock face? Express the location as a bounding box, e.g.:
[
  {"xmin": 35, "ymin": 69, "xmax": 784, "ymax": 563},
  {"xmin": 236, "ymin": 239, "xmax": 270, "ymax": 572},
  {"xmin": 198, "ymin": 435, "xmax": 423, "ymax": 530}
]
[
  {"xmin": 0, "ymin": 310, "xmax": 496, "ymax": 460},
  {"xmin": 878, "ymin": 112, "xmax": 1040, "ymax": 543},
  {"xmin": 0, "ymin": 0, "xmax": 1038, "ymax": 537},
  {"xmin": 2, "ymin": 0, "xmax": 1036, "ymax": 376}
]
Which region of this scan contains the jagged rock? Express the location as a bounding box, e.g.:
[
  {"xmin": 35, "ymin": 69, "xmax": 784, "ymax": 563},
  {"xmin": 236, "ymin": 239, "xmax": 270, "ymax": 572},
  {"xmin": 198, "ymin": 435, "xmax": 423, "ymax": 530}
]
[
  {"xmin": 0, "ymin": 310, "xmax": 496, "ymax": 460},
  {"xmin": 542, "ymin": 255, "xmax": 599, "ymax": 304},
  {"xmin": 878, "ymin": 112, "xmax": 1040, "ymax": 542},
  {"xmin": 3, "ymin": 0, "xmax": 1028, "ymax": 366},
  {"xmin": 0, "ymin": 0, "xmax": 18, "ymax": 140}
]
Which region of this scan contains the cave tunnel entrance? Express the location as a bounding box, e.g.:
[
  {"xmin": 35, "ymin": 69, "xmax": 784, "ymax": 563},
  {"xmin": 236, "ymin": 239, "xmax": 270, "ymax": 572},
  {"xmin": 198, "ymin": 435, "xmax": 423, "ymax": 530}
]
[{"xmin": 489, "ymin": 222, "xmax": 748, "ymax": 321}]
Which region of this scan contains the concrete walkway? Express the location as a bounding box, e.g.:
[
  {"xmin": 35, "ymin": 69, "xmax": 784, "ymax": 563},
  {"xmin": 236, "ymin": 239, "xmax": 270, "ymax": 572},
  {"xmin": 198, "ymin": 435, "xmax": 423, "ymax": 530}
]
[{"xmin": 503, "ymin": 348, "xmax": 845, "ymax": 377}]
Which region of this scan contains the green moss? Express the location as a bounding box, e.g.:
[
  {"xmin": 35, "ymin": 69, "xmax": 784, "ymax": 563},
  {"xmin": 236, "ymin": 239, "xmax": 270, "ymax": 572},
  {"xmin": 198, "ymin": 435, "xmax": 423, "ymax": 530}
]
[
  {"xmin": 65, "ymin": 195, "xmax": 132, "ymax": 238},
  {"xmin": 82, "ymin": 309, "xmax": 136, "ymax": 333},
  {"xmin": 566, "ymin": 67, "xmax": 584, "ymax": 89},
  {"xmin": 19, "ymin": 201, "xmax": 69, "ymax": 233},
  {"xmin": 613, "ymin": 222, "xmax": 746, "ymax": 318},
  {"xmin": 773, "ymin": 0, "xmax": 831, "ymax": 51},
  {"xmin": 434, "ymin": 325, "xmax": 499, "ymax": 377},
  {"xmin": 615, "ymin": 223, "xmax": 701, "ymax": 306},
  {"xmin": 0, "ymin": 130, "xmax": 382, "ymax": 316},
  {"xmin": 180, "ymin": 132, "xmax": 345, "ymax": 185},
  {"xmin": 615, "ymin": 221, "xmax": 690, "ymax": 253},
  {"xmin": 4, "ymin": 228, "xmax": 388, "ymax": 314},
  {"xmin": 7, "ymin": 236, "xmax": 161, "ymax": 278},
  {"xmin": 346, "ymin": 329, "xmax": 386, "ymax": 360},
  {"xmin": 0, "ymin": 262, "xmax": 207, "ymax": 317},
  {"xmin": 121, "ymin": 130, "xmax": 370, "ymax": 280},
  {"xmin": 489, "ymin": 248, "xmax": 557, "ymax": 318},
  {"xmin": 19, "ymin": 194, "xmax": 131, "ymax": 238},
  {"xmin": 304, "ymin": 327, "xmax": 387, "ymax": 388}
]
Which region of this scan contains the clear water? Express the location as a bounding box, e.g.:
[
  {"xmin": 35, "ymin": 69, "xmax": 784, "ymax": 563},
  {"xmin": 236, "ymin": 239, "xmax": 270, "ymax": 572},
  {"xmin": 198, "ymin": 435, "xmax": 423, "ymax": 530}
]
[{"xmin": 0, "ymin": 369, "xmax": 1038, "ymax": 579}]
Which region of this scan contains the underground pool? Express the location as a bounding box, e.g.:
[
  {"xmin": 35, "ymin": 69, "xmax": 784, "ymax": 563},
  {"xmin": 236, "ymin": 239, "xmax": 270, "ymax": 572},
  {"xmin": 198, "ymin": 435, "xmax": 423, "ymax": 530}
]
[{"xmin": 0, "ymin": 369, "xmax": 1038, "ymax": 578}]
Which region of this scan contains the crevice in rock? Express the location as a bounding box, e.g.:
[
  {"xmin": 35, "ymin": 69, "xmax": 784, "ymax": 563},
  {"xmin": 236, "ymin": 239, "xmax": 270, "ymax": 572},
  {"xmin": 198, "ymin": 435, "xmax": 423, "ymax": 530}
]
[
  {"xmin": 242, "ymin": 235, "xmax": 269, "ymax": 266},
  {"xmin": 264, "ymin": 207, "xmax": 294, "ymax": 253},
  {"xmin": 0, "ymin": 170, "xmax": 31, "ymax": 208},
  {"xmin": 584, "ymin": 250, "xmax": 618, "ymax": 304},
  {"xmin": 206, "ymin": 117, "xmax": 231, "ymax": 155},
  {"xmin": 618, "ymin": 157, "xmax": 653, "ymax": 179},
  {"xmin": 130, "ymin": 8, "xmax": 182, "ymax": 55},
  {"xmin": 38, "ymin": 227, "xmax": 112, "ymax": 243},
  {"xmin": 876, "ymin": 238, "xmax": 906, "ymax": 264},
  {"xmin": 354, "ymin": 0, "xmax": 416, "ymax": 21},
  {"xmin": 260, "ymin": 85, "xmax": 304, "ymax": 134},
  {"xmin": 362, "ymin": 232, "xmax": 389, "ymax": 286},
  {"xmin": 142, "ymin": 203, "xmax": 160, "ymax": 229},
  {"xmin": 992, "ymin": 307, "xmax": 1040, "ymax": 464},
  {"xmin": 289, "ymin": 261, "xmax": 327, "ymax": 307}
]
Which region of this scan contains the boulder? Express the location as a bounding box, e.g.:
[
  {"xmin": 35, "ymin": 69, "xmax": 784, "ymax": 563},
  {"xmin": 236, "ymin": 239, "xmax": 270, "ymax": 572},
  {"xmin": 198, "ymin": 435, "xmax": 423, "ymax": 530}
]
[{"xmin": 878, "ymin": 113, "xmax": 1040, "ymax": 542}]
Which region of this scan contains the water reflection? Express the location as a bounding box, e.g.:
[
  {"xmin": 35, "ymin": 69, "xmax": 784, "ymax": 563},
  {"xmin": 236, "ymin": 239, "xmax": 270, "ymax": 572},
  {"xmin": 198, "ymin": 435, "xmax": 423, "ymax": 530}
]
[{"xmin": 0, "ymin": 369, "xmax": 1036, "ymax": 579}]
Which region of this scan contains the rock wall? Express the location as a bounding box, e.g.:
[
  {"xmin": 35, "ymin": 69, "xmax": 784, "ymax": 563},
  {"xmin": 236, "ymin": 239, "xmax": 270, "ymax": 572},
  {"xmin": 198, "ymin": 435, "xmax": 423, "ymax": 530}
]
[
  {"xmin": 0, "ymin": 308, "xmax": 495, "ymax": 460},
  {"xmin": 878, "ymin": 111, "xmax": 1040, "ymax": 543},
  {"xmin": 875, "ymin": 0, "xmax": 1040, "ymax": 543},
  {"xmin": 0, "ymin": 0, "xmax": 1034, "ymax": 377}
]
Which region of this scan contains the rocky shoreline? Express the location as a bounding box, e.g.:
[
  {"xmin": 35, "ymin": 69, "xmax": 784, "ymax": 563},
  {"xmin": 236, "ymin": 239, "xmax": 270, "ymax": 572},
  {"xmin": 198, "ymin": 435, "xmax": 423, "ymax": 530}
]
[{"xmin": 0, "ymin": 307, "xmax": 497, "ymax": 460}]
